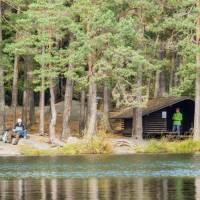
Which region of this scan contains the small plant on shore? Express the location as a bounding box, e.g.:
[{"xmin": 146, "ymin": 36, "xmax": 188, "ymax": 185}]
[{"xmin": 136, "ymin": 139, "xmax": 200, "ymax": 153}]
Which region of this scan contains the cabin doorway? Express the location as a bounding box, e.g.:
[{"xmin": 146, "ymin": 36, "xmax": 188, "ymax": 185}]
[{"xmin": 166, "ymin": 100, "xmax": 194, "ymax": 133}]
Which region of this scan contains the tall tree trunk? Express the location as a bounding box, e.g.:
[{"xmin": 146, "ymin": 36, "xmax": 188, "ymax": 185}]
[
  {"xmin": 154, "ymin": 44, "xmax": 166, "ymax": 98},
  {"xmin": 86, "ymin": 81, "xmax": 97, "ymax": 138},
  {"xmin": 146, "ymin": 78, "xmax": 151, "ymax": 100},
  {"xmin": 0, "ymin": 1, "xmax": 5, "ymax": 132},
  {"xmin": 23, "ymin": 56, "xmax": 35, "ymax": 126},
  {"xmin": 12, "ymin": 55, "xmax": 19, "ymax": 126},
  {"xmin": 132, "ymin": 108, "xmax": 143, "ymax": 140},
  {"xmin": 194, "ymin": 55, "xmax": 200, "ymax": 140},
  {"xmin": 79, "ymin": 90, "xmax": 86, "ymax": 134},
  {"xmin": 39, "ymin": 86, "xmax": 45, "ymax": 135},
  {"xmin": 0, "ymin": 69, "xmax": 5, "ymax": 132},
  {"xmin": 132, "ymin": 68, "xmax": 143, "ymax": 140},
  {"xmin": 86, "ymin": 91, "xmax": 90, "ymax": 131},
  {"xmin": 26, "ymin": 56, "xmax": 35, "ymax": 125},
  {"xmin": 53, "ymin": 79, "xmax": 60, "ymax": 102},
  {"xmin": 86, "ymin": 53, "xmax": 97, "ymax": 138},
  {"xmin": 154, "ymin": 70, "xmax": 166, "ymax": 98},
  {"xmin": 11, "ymin": 7, "xmax": 21, "ymax": 126},
  {"xmin": 174, "ymin": 55, "xmax": 180, "ymax": 88},
  {"xmin": 22, "ymin": 90, "xmax": 28, "ymax": 124},
  {"xmin": 169, "ymin": 52, "xmax": 176, "ymax": 93},
  {"xmin": 22, "ymin": 58, "xmax": 28, "ymax": 125},
  {"xmin": 154, "ymin": 70, "xmax": 161, "ymax": 97},
  {"xmin": 29, "ymin": 90, "xmax": 35, "ymax": 125},
  {"xmin": 62, "ymin": 77, "xmax": 73, "ymax": 140},
  {"xmin": 169, "ymin": 52, "xmax": 180, "ymax": 93},
  {"xmin": 49, "ymin": 79, "xmax": 57, "ymax": 142},
  {"xmin": 39, "ymin": 47, "xmax": 45, "ymax": 135},
  {"xmin": 103, "ymin": 85, "xmax": 112, "ymax": 132},
  {"xmin": 194, "ymin": 13, "xmax": 200, "ymax": 140}
]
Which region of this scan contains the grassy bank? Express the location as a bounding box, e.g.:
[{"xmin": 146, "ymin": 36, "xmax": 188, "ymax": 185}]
[
  {"xmin": 136, "ymin": 139, "xmax": 200, "ymax": 153},
  {"xmin": 19, "ymin": 137, "xmax": 113, "ymax": 156}
]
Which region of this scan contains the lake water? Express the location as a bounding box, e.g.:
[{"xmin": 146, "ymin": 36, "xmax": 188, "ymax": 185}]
[{"xmin": 0, "ymin": 154, "xmax": 200, "ymax": 199}]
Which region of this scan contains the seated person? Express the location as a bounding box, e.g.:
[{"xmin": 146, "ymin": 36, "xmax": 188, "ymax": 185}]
[{"xmin": 13, "ymin": 118, "xmax": 28, "ymax": 140}]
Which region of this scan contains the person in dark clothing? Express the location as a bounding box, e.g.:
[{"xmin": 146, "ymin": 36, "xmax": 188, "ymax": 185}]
[{"xmin": 12, "ymin": 118, "xmax": 28, "ymax": 145}]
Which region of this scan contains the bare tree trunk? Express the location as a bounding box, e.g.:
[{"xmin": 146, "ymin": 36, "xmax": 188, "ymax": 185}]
[
  {"xmin": 12, "ymin": 55, "xmax": 19, "ymax": 126},
  {"xmin": 194, "ymin": 54, "xmax": 200, "ymax": 140},
  {"xmin": 0, "ymin": 69, "xmax": 5, "ymax": 132},
  {"xmin": 103, "ymin": 85, "xmax": 112, "ymax": 132},
  {"xmin": 39, "ymin": 88, "xmax": 45, "ymax": 135},
  {"xmin": 62, "ymin": 77, "xmax": 73, "ymax": 141},
  {"xmin": 29, "ymin": 90, "xmax": 35, "ymax": 125},
  {"xmin": 79, "ymin": 90, "xmax": 86, "ymax": 134},
  {"xmin": 174, "ymin": 55, "xmax": 180, "ymax": 88},
  {"xmin": 0, "ymin": 1, "xmax": 5, "ymax": 132},
  {"xmin": 49, "ymin": 79, "xmax": 57, "ymax": 142},
  {"xmin": 22, "ymin": 90, "xmax": 28, "ymax": 124},
  {"xmin": 146, "ymin": 78, "xmax": 151, "ymax": 100},
  {"xmin": 160, "ymin": 70, "xmax": 166, "ymax": 96},
  {"xmin": 132, "ymin": 69, "xmax": 143, "ymax": 140},
  {"xmin": 86, "ymin": 91, "xmax": 90, "ymax": 131},
  {"xmin": 11, "ymin": 7, "xmax": 21, "ymax": 126},
  {"xmin": 22, "ymin": 58, "xmax": 28, "ymax": 125},
  {"xmin": 154, "ymin": 71, "xmax": 166, "ymax": 98},
  {"xmin": 26, "ymin": 56, "xmax": 35, "ymax": 125},
  {"xmin": 22, "ymin": 56, "xmax": 35, "ymax": 126},
  {"xmin": 154, "ymin": 44, "xmax": 166, "ymax": 98},
  {"xmin": 86, "ymin": 53, "xmax": 97, "ymax": 138},
  {"xmin": 169, "ymin": 52, "xmax": 176, "ymax": 92},
  {"xmin": 39, "ymin": 47, "xmax": 45, "ymax": 135},
  {"xmin": 194, "ymin": 14, "xmax": 200, "ymax": 140},
  {"xmin": 132, "ymin": 108, "xmax": 143, "ymax": 140},
  {"xmin": 53, "ymin": 79, "xmax": 60, "ymax": 102},
  {"xmin": 86, "ymin": 81, "xmax": 97, "ymax": 138},
  {"xmin": 154, "ymin": 70, "xmax": 161, "ymax": 98}
]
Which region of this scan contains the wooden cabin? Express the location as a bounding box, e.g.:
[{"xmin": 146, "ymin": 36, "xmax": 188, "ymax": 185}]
[{"xmin": 111, "ymin": 97, "xmax": 195, "ymax": 138}]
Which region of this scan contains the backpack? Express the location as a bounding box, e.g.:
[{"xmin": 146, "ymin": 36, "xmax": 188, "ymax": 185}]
[{"xmin": 2, "ymin": 131, "xmax": 9, "ymax": 143}]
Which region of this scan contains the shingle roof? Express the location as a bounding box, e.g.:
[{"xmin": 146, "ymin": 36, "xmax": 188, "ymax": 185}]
[{"xmin": 110, "ymin": 96, "xmax": 194, "ymax": 119}]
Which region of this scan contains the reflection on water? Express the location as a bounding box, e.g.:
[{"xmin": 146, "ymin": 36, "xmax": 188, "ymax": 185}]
[
  {"xmin": 0, "ymin": 177, "xmax": 200, "ymax": 200},
  {"xmin": 0, "ymin": 154, "xmax": 200, "ymax": 199}
]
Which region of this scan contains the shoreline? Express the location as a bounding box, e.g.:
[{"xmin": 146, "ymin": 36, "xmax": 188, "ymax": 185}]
[
  {"xmin": 1, "ymin": 135, "xmax": 200, "ymax": 156},
  {"xmin": 0, "ymin": 152, "xmax": 197, "ymax": 157}
]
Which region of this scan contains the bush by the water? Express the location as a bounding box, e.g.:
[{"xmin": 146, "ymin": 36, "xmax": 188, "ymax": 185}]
[
  {"xmin": 136, "ymin": 139, "xmax": 200, "ymax": 153},
  {"xmin": 19, "ymin": 137, "xmax": 113, "ymax": 156}
]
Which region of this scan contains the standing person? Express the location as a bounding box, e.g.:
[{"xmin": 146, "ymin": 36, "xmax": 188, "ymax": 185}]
[
  {"xmin": 13, "ymin": 118, "xmax": 28, "ymax": 141},
  {"xmin": 172, "ymin": 108, "xmax": 183, "ymax": 136}
]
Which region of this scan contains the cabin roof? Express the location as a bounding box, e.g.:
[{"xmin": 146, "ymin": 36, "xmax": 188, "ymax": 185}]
[{"xmin": 110, "ymin": 96, "xmax": 194, "ymax": 119}]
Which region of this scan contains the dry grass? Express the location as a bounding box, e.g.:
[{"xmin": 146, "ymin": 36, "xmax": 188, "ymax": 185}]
[
  {"xmin": 136, "ymin": 139, "xmax": 200, "ymax": 153},
  {"xmin": 19, "ymin": 136, "xmax": 113, "ymax": 156}
]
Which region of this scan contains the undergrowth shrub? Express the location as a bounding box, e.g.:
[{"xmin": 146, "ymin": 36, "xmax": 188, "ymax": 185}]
[
  {"xmin": 19, "ymin": 136, "xmax": 113, "ymax": 156},
  {"xmin": 136, "ymin": 139, "xmax": 200, "ymax": 153}
]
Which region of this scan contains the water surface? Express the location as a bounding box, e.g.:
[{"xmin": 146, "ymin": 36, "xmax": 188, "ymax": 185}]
[{"xmin": 0, "ymin": 154, "xmax": 200, "ymax": 199}]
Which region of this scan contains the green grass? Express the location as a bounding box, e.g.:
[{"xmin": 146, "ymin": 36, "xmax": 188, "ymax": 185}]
[
  {"xmin": 19, "ymin": 137, "xmax": 113, "ymax": 156},
  {"xmin": 136, "ymin": 139, "xmax": 200, "ymax": 153}
]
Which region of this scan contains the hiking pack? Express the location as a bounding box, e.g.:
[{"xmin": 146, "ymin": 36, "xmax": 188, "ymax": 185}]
[{"xmin": 0, "ymin": 130, "xmax": 10, "ymax": 143}]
